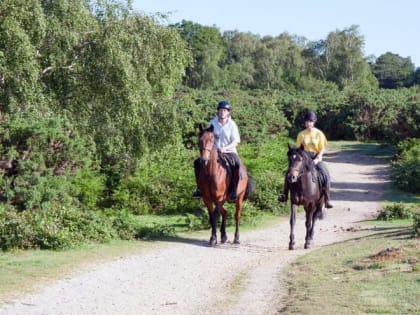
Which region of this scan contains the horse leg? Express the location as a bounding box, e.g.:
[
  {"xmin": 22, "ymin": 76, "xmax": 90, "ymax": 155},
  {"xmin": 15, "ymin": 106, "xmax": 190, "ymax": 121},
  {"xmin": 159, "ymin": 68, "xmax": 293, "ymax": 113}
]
[
  {"xmin": 304, "ymin": 207, "xmax": 314, "ymax": 249},
  {"xmin": 204, "ymin": 199, "xmax": 218, "ymax": 246},
  {"xmin": 219, "ymin": 204, "xmax": 228, "ymax": 244},
  {"xmin": 289, "ymin": 204, "xmax": 297, "ymax": 250},
  {"xmin": 308, "ymin": 205, "xmax": 322, "ymax": 245},
  {"xmin": 233, "ymin": 197, "xmax": 243, "ymax": 244},
  {"xmin": 209, "ymin": 208, "xmax": 220, "ymax": 246}
]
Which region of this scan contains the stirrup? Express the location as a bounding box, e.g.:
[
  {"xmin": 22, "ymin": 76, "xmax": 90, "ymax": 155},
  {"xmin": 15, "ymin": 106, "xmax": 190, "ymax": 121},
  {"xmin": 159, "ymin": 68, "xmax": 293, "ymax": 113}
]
[{"xmin": 192, "ymin": 190, "xmax": 202, "ymax": 198}]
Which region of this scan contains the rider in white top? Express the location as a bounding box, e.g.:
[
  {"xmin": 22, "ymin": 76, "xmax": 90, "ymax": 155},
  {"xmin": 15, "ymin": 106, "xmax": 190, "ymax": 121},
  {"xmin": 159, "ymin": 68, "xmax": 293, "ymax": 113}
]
[
  {"xmin": 209, "ymin": 112, "xmax": 240, "ymax": 154},
  {"xmin": 193, "ymin": 100, "xmax": 242, "ymax": 201}
]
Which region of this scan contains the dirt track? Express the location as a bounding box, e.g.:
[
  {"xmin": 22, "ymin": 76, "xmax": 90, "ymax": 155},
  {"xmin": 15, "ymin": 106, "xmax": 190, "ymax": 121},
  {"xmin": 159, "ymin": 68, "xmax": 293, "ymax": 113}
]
[{"xmin": 0, "ymin": 148, "xmax": 390, "ymax": 315}]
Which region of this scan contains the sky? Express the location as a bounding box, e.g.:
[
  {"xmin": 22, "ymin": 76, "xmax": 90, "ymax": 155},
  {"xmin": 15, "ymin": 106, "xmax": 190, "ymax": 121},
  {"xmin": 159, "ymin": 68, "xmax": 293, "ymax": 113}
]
[{"xmin": 132, "ymin": 0, "xmax": 419, "ymax": 68}]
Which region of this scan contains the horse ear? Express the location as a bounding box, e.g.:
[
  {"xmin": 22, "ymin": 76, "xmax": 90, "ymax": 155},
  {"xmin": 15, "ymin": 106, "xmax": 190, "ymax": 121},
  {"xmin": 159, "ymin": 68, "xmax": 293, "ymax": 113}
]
[
  {"xmin": 299, "ymin": 144, "xmax": 305, "ymax": 151},
  {"xmin": 288, "ymin": 143, "xmax": 292, "ymax": 150},
  {"xmin": 199, "ymin": 124, "xmax": 204, "ymax": 131},
  {"xmin": 209, "ymin": 124, "xmax": 214, "ymax": 132}
]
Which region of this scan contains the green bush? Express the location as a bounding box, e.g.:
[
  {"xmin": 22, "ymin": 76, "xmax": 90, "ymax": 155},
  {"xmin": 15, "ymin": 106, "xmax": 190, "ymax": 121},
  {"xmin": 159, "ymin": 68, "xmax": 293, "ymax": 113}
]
[
  {"xmin": 112, "ymin": 143, "xmax": 198, "ymax": 215},
  {"xmin": 391, "ymin": 138, "xmax": 420, "ymax": 193},
  {"xmin": 377, "ymin": 203, "xmax": 414, "ymax": 221},
  {"xmin": 0, "ymin": 114, "xmax": 104, "ymax": 211},
  {"xmin": 413, "ymin": 213, "xmax": 420, "ymax": 237},
  {"xmin": 0, "ymin": 206, "xmax": 116, "ymax": 250},
  {"xmin": 241, "ymin": 135, "xmax": 289, "ymax": 214}
]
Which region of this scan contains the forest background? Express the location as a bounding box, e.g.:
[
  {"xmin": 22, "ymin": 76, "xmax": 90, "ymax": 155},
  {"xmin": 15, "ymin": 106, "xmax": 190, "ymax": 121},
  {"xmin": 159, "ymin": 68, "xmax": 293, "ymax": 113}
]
[{"xmin": 0, "ymin": 0, "xmax": 418, "ymax": 250}]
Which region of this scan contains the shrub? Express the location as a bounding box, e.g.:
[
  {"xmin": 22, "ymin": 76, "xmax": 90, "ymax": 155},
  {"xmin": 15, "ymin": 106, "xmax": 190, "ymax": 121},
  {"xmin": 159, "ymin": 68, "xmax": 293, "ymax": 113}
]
[
  {"xmin": 377, "ymin": 203, "xmax": 414, "ymax": 221},
  {"xmin": 391, "ymin": 138, "xmax": 420, "ymax": 193},
  {"xmin": 0, "ymin": 114, "xmax": 104, "ymax": 211},
  {"xmin": 241, "ymin": 136, "xmax": 289, "ymax": 214},
  {"xmin": 413, "ymin": 213, "xmax": 420, "ymax": 237},
  {"xmin": 0, "ymin": 206, "xmax": 116, "ymax": 250},
  {"xmin": 112, "ymin": 143, "xmax": 198, "ymax": 215}
]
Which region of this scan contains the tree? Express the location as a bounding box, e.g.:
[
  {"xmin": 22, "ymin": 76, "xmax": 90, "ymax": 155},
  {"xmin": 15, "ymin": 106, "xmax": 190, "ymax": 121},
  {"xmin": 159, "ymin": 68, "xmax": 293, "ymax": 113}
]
[
  {"xmin": 252, "ymin": 33, "xmax": 305, "ymax": 90},
  {"xmin": 415, "ymin": 68, "xmax": 420, "ymax": 85},
  {"xmin": 171, "ymin": 20, "xmax": 224, "ymax": 89},
  {"xmin": 222, "ymin": 31, "xmax": 259, "ymax": 89},
  {"xmin": 372, "ymin": 52, "xmax": 415, "ymax": 88},
  {"xmin": 0, "ymin": 0, "xmax": 46, "ymax": 113},
  {"xmin": 304, "ymin": 25, "xmax": 376, "ymax": 89},
  {"xmin": 1, "ymin": 0, "xmax": 191, "ymax": 172}
]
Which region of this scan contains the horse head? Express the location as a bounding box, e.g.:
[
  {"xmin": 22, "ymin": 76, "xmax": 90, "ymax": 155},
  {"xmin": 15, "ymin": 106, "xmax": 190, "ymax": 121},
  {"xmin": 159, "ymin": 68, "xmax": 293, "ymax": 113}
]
[
  {"xmin": 286, "ymin": 144, "xmax": 314, "ymax": 183},
  {"xmin": 198, "ymin": 124, "xmax": 215, "ymax": 164}
]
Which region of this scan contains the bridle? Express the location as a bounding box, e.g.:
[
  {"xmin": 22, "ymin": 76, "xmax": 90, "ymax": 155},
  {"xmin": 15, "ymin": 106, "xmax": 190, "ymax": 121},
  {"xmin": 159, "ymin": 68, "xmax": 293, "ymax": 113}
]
[
  {"xmin": 199, "ymin": 134, "xmax": 216, "ymax": 163},
  {"xmin": 287, "ymin": 153, "xmax": 305, "ymax": 183}
]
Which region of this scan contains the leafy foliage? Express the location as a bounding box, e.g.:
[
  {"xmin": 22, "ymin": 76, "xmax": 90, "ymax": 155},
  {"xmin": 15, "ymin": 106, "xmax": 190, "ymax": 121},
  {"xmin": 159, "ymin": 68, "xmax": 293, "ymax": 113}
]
[
  {"xmin": 377, "ymin": 203, "xmax": 415, "ymax": 221},
  {"xmin": 0, "ymin": 1, "xmax": 418, "ymax": 249},
  {"xmin": 391, "ymin": 138, "xmax": 420, "ymax": 193},
  {"xmin": 372, "ymin": 52, "xmax": 415, "ymax": 88},
  {"xmin": 0, "ymin": 114, "xmax": 102, "ymax": 211},
  {"xmin": 0, "ymin": 206, "xmax": 116, "ymax": 250}
]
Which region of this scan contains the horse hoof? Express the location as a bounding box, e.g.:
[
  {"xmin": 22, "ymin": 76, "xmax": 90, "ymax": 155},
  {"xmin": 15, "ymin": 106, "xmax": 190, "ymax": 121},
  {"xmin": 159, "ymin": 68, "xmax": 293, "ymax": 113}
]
[
  {"xmin": 209, "ymin": 237, "xmax": 217, "ymax": 246},
  {"xmin": 289, "ymin": 244, "xmax": 295, "ymax": 250},
  {"xmin": 233, "ymin": 238, "xmax": 240, "ymax": 244},
  {"xmin": 304, "ymin": 243, "xmax": 311, "ymax": 249},
  {"xmin": 221, "ymin": 236, "xmax": 228, "ymax": 243}
]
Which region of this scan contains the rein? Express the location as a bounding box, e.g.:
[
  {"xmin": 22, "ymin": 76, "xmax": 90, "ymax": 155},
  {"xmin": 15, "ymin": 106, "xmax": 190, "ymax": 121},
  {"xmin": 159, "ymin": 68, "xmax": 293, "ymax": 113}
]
[{"xmin": 200, "ymin": 142, "xmax": 217, "ymax": 162}]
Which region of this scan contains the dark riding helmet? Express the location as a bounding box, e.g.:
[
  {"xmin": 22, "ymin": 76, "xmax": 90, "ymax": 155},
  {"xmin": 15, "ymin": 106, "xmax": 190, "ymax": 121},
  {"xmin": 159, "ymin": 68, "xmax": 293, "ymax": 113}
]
[
  {"xmin": 217, "ymin": 100, "xmax": 231, "ymax": 111},
  {"xmin": 304, "ymin": 111, "xmax": 317, "ymax": 122}
]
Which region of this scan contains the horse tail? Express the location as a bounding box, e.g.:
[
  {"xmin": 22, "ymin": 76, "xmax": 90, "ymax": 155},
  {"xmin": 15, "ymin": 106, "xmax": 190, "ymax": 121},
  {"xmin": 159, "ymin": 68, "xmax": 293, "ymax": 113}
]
[{"xmin": 244, "ymin": 175, "xmax": 256, "ymax": 200}]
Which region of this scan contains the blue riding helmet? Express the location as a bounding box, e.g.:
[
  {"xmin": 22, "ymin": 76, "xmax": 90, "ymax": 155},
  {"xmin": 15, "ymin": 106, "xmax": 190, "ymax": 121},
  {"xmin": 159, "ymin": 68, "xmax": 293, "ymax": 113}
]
[
  {"xmin": 217, "ymin": 100, "xmax": 231, "ymax": 111},
  {"xmin": 304, "ymin": 111, "xmax": 317, "ymax": 122}
]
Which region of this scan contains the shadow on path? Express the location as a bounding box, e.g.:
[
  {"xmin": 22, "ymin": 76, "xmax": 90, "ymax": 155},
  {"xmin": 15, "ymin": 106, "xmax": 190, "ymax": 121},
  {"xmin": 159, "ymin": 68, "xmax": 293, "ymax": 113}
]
[{"xmin": 325, "ymin": 149, "xmax": 390, "ymax": 203}]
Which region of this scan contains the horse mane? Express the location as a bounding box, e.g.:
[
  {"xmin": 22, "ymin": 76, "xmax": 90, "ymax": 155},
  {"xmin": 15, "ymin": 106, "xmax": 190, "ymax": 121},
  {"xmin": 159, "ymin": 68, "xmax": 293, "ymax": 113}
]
[{"xmin": 300, "ymin": 149, "xmax": 316, "ymax": 172}]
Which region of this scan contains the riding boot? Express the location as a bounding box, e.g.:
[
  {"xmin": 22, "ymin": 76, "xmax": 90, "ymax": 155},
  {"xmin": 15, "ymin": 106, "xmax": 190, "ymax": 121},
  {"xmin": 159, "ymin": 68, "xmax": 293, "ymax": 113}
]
[
  {"xmin": 324, "ymin": 179, "xmax": 333, "ymax": 208},
  {"xmin": 317, "ymin": 161, "xmax": 333, "ymax": 208},
  {"xmin": 230, "ymin": 169, "xmax": 240, "ymax": 201},
  {"xmin": 192, "ymin": 158, "xmax": 202, "ymax": 198},
  {"xmin": 324, "ymin": 187, "xmax": 333, "ymax": 208},
  {"xmin": 278, "ymin": 175, "xmax": 289, "ymax": 203}
]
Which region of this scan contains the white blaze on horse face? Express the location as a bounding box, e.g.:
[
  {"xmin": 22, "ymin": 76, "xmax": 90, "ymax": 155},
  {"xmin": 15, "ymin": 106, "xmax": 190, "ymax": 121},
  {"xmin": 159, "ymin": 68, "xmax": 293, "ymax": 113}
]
[
  {"xmin": 199, "ymin": 132, "xmax": 214, "ymax": 162},
  {"xmin": 287, "ymin": 153, "xmax": 303, "ymax": 183}
]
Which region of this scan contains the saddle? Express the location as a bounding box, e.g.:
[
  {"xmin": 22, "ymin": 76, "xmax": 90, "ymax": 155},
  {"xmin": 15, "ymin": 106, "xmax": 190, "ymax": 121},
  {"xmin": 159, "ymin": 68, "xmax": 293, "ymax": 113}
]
[{"xmin": 218, "ymin": 152, "xmax": 247, "ymax": 179}]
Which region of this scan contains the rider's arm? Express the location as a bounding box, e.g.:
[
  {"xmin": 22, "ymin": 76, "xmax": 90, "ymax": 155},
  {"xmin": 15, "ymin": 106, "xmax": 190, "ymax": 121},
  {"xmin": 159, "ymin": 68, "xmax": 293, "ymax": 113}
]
[
  {"xmin": 220, "ymin": 140, "xmax": 239, "ymax": 153},
  {"xmin": 314, "ymin": 148, "xmax": 324, "ymax": 164}
]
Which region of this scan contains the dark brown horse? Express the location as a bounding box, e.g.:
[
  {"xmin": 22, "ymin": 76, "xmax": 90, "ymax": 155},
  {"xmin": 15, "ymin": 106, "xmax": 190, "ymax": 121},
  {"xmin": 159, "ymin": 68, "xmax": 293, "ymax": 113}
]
[
  {"xmin": 284, "ymin": 144, "xmax": 324, "ymax": 250},
  {"xmin": 197, "ymin": 124, "xmax": 250, "ymax": 246}
]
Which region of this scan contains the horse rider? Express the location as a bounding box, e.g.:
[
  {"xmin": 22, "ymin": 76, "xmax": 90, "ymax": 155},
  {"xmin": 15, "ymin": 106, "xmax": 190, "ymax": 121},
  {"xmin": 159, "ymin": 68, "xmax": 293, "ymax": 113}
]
[
  {"xmin": 192, "ymin": 100, "xmax": 242, "ymax": 201},
  {"xmin": 279, "ymin": 111, "xmax": 333, "ymax": 208}
]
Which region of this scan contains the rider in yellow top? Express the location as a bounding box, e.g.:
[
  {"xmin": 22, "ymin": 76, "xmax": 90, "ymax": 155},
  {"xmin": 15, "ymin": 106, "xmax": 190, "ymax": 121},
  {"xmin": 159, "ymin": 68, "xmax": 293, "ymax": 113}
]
[{"xmin": 279, "ymin": 111, "xmax": 333, "ymax": 208}]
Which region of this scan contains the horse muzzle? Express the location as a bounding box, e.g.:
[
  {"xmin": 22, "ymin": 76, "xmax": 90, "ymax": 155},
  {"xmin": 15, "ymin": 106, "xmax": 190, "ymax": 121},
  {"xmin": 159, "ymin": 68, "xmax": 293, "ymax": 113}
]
[{"xmin": 287, "ymin": 172, "xmax": 299, "ymax": 183}]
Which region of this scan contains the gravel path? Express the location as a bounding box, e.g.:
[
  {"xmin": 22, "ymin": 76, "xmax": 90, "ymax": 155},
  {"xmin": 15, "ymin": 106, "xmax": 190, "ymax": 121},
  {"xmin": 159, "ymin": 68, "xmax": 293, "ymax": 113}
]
[{"xmin": 0, "ymin": 148, "xmax": 389, "ymax": 315}]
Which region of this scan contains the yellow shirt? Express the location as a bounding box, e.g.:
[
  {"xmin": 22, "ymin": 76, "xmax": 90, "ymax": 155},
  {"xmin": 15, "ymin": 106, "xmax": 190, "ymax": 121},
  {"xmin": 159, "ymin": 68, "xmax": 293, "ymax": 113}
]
[{"xmin": 296, "ymin": 127, "xmax": 328, "ymax": 154}]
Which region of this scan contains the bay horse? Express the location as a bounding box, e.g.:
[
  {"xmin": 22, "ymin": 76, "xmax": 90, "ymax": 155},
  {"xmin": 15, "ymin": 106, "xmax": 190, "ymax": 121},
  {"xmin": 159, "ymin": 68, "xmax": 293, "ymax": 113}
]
[
  {"xmin": 284, "ymin": 144, "xmax": 324, "ymax": 250},
  {"xmin": 197, "ymin": 124, "xmax": 250, "ymax": 246}
]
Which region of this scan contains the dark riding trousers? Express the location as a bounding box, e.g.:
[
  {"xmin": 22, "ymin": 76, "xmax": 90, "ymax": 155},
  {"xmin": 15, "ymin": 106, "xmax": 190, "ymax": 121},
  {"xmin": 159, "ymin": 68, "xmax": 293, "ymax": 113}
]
[
  {"xmin": 307, "ymin": 152, "xmax": 331, "ymax": 187},
  {"xmin": 194, "ymin": 152, "xmax": 240, "ymax": 176}
]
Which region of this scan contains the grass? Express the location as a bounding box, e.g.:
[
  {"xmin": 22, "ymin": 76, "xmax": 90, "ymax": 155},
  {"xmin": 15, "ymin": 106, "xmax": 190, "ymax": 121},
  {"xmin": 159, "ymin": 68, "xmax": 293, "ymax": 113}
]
[{"xmin": 279, "ymin": 223, "xmax": 420, "ymax": 315}]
